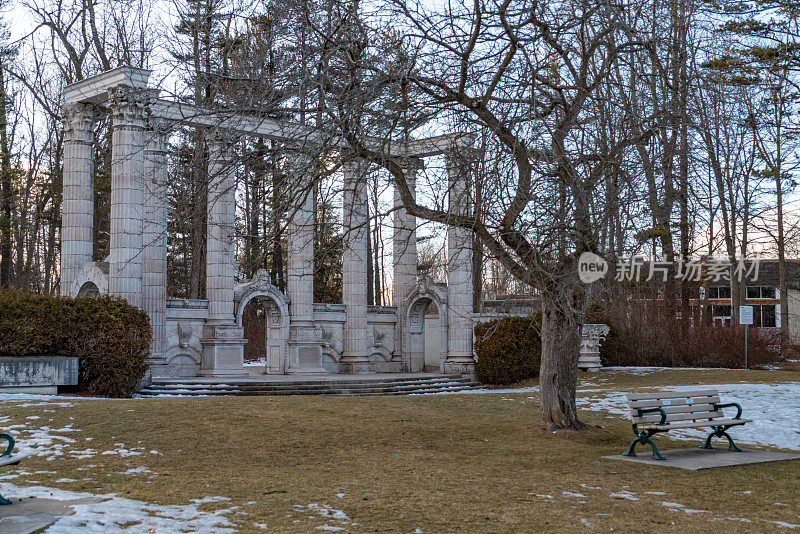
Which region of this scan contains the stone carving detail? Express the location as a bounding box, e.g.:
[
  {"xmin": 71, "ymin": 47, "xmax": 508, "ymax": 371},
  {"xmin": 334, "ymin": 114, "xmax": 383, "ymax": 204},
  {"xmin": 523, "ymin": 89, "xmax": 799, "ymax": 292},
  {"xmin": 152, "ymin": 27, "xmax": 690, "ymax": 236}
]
[
  {"xmin": 321, "ymin": 326, "xmax": 343, "ymax": 361},
  {"xmin": 368, "ymin": 325, "xmax": 394, "ymax": 361},
  {"xmin": 578, "ymin": 324, "xmax": 610, "ymax": 372},
  {"xmin": 108, "ymin": 85, "xmax": 151, "ymax": 125},
  {"xmin": 62, "ymin": 103, "xmax": 96, "ymax": 138},
  {"xmin": 167, "ymin": 322, "xmax": 203, "ymax": 355}
]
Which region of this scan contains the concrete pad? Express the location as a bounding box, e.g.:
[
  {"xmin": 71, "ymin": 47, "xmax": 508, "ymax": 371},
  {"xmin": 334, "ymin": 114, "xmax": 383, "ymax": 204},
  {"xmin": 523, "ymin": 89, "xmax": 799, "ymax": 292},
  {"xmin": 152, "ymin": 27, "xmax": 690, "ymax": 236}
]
[
  {"xmin": 604, "ymin": 447, "xmax": 800, "ymax": 470},
  {"xmin": 0, "ymin": 496, "xmax": 104, "ymax": 534}
]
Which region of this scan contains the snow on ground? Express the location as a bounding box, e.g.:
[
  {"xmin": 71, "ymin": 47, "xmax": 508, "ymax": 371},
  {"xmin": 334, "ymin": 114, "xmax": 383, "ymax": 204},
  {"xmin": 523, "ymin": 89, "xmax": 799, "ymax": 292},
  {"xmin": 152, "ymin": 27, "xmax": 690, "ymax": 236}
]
[
  {"xmin": 0, "ymin": 484, "xmax": 238, "ymax": 533},
  {"xmin": 576, "ymin": 382, "xmax": 800, "ymax": 451}
]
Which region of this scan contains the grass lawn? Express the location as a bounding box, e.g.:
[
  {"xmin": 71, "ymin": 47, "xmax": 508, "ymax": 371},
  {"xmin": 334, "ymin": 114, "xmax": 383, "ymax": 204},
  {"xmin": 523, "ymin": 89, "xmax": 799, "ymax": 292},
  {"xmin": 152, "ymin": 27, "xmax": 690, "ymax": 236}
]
[{"xmin": 1, "ymin": 368, "xmax": 799, "ymax": 532}]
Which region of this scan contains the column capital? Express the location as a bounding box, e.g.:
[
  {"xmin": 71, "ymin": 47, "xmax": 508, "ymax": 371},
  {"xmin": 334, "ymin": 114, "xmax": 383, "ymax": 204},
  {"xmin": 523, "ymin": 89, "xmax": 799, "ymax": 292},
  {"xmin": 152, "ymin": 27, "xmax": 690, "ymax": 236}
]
[
  {"xmin": 145, "ymin": 117, "xmax": 170, "ymax": 153},
  {"xmin": 62, "ymin": 103, "xmax": 96, "ymax": 142},
  {"xmin": 108, "ymin": 85, "xmax": 150, "ymax": 128},
  {"xmin": 207, "ymin": 128, "xmax": 237, "ymax": 157}
]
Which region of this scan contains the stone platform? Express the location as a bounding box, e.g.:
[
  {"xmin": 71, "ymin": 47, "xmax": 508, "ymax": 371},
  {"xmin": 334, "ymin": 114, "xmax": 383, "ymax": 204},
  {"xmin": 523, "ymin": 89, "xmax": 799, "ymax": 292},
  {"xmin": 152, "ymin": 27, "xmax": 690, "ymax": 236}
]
[
  {"xmin": 139, "ymin": 373, "xmax": 481, "ymax": 397},
  {"xmin": 0, "ymin": 496, "xmax": 104, "ymax": 534},
  {"xmin": 604, "ymin": 447, "xmax": 800, "ymax": 470}
]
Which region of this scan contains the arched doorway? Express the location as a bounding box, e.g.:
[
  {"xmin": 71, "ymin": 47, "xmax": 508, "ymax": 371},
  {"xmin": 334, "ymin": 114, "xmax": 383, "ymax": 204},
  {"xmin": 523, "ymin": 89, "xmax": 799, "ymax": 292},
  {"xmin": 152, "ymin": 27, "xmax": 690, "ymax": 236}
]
[
  {"xmin": 77, "ymin": 281, "xmax": 100, "ymax": 298},
  {"xmin": 234, "ymin": 270, "xmax": 290, "ymax": 375},
  {"xmin": 403, "ymin": 277, "xmax": 448, "ymax": 373},
  {"xmin": 240, "ymin": 296, "xmax": 285, "ymax": 374}
]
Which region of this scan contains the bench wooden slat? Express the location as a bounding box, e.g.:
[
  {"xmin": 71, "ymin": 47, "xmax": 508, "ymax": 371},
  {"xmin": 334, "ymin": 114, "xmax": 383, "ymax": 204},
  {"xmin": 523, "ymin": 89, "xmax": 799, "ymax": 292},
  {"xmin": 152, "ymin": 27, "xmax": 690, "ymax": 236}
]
[
  {"xmin": 626, "ymin": 389, "xmax": 719, "ymax": 401},
  {"xmin": 637, "ymin": 418, "xmax": 751, "ymax": 430},
  {"xmin": 628, "ymin": 397, "xmax": 720, "ymax": 410},
  {"xmin": 628, "ymin": 403, "xmax": 718, "ymax": 416},
  {"xmin": 632, "ymin": 411, "xmax": 721, "ymax": 424}
]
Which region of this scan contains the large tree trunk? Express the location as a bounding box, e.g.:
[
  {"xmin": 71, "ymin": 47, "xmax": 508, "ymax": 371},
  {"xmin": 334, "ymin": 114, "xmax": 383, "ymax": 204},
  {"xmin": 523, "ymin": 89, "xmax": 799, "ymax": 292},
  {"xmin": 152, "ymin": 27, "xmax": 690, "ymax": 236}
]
[
  {"xmin": 0, "ymin": 62, "xmax": 12, "ymax": 288},
  {"xmin": 540, "ymin": 294, "xmax": 585, "ymax": 431}
]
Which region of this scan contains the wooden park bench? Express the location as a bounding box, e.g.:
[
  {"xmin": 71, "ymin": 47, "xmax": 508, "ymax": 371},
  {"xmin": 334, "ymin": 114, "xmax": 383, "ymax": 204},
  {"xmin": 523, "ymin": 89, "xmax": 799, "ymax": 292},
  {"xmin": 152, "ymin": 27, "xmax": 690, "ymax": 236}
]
[
  {"xmin": 623, "ymin": 389, "xmax": 751, "ymax": 460},
  {"xmin": 0, "ymin": 432, "xmax": 28, "ymax": 505}
]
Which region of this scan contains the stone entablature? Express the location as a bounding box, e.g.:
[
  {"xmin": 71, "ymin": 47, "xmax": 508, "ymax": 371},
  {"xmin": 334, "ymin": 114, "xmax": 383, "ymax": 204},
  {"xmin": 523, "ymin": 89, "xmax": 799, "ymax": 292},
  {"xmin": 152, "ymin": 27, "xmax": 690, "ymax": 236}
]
[{"xmin": 60, "ymin": 66, "xmax": 478, "ymax": 379}]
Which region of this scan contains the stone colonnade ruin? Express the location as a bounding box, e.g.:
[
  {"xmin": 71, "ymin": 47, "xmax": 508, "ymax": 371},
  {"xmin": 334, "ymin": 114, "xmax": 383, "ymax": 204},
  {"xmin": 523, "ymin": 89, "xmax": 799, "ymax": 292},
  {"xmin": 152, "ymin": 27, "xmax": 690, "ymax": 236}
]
[{"xmin": 60, "ymin": 66, "xmax": 477, "ymax": 378}]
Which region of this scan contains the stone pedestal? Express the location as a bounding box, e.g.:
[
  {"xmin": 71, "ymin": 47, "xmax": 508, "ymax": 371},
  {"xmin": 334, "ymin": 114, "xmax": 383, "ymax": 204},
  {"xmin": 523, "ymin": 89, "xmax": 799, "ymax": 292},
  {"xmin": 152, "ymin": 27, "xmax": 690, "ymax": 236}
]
[
  {"xmin": 445, "ymin": 151, "xmax": 475, "ymax": 376},
  {"xmin": 286, "ymin": 154, "xmax": 325, "ymax": 374},
  {"xmin": 393, "ymin": 159, "xmax": 421, "ymax": 371},
  {"xmin": 340, "ymin": 159, "xmax": 371, "ymax": 373},
  {"xmin": 60, "ymin": 103, "xmax": 95, "ymax": 296},
  {"xmin": 199, "ymin": 323, "xmax": 247, "ymax": 376},
  {"xmin": 578, "ymin": 324, "xmax": 610, "ymax": 371}
]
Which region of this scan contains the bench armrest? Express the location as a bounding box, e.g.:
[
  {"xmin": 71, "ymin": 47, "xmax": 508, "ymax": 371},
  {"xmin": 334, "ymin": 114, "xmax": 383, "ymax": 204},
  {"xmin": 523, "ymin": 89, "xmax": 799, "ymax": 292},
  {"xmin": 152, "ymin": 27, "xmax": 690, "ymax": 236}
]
[
  {"xmin": 0, "ymin": 434, "xmax": 14, "ymax": 457},
  {"xmin": 713, "ymin": 402, "xmax": 743, "ymax": 420},
  {"xmin": 636, "ymin": 407, "xmax": 667, "ymax": 425}
]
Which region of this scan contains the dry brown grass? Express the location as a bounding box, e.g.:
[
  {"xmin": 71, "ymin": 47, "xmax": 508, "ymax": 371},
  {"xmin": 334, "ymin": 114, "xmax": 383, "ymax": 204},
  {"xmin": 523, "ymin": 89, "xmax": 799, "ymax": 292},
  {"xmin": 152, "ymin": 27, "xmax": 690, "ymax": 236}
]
[{"xmin": 1, "ymin": 368, "xmax": 798, "ymax": 532}]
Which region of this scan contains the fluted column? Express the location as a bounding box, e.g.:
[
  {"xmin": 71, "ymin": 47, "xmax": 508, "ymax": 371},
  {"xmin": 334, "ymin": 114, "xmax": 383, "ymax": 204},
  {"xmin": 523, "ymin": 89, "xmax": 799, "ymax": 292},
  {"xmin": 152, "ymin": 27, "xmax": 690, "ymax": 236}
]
[
  {"xmin": 445, "ymin": 151, "xmax": 475, "ymax": 375},
  {"xmin": 287, "ymin": 164, "xmax": 315, "ymax": 325},
  {"xmin": 286, "ymin": 153, "xmax": 325, "ymax": 374},
  {"xmin": 393, "ymin": 159, "xmax": 421, "ymax": 370},
  {"xmin": 340, "ymin": 158, "xmax": 370, "ymax": 372},
  {"xmin": 108, "ymin": 86, "xmax": 148, "ymax": 307},
  {"xmin": 200, "ymin": 129, "xmax": 246, "ymax": 376},
  {"xmin": 205, "ymin": 130, "xmax": 237, "ymax": 324},
  {"xmin": 60, "ymin": 103, "xmax": 96, "ymax": 296},
  {"xmin": 143, "ymin": 119, "xmax": 168, "ymax": 367}
]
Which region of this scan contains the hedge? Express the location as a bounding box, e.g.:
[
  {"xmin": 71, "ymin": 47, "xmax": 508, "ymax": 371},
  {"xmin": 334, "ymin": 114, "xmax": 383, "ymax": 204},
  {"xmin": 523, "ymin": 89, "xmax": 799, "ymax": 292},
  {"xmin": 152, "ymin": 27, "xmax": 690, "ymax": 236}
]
[
  {"xmin": 0, "ymin": 290, "xmax": 151, "ymax": 397},
  {"xmin": 474, "ymin": 316, "xmax": 541, "ymax": 385}
]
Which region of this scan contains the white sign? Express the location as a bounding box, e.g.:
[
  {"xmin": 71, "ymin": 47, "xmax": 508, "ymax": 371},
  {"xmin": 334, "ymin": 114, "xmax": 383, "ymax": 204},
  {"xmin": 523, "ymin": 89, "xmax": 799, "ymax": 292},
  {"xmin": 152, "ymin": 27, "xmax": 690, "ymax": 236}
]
[{"xmin": 739, "ymin": 305, "xmax": 754, "ymax": 325}]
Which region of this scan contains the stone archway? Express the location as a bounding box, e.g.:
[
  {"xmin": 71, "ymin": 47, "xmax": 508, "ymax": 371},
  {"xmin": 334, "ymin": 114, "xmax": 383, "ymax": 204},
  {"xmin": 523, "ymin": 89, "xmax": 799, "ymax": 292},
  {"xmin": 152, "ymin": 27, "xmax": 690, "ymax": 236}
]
[
  {"xmin": 69, "ymin": 261, "xmax": 109, "ymax": 298},
  {"xmin": 403, "ymin": 276, "xmax": 448, "ymax": 373},
  {"xmin": 234, "ymin": 269, "xmax": 290, "ymax": 374},
  {"xmin": 77, "ymin": 281, "xmax": 100, "ymax": 298}
]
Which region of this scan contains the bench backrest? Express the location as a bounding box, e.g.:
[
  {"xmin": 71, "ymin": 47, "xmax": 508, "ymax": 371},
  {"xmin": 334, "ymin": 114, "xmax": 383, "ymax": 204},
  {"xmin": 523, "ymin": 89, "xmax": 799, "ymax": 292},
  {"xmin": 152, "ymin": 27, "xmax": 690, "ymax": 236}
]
[{"xmin": 625, "ymin": 389, "xmax": 723, "ymax": 425}]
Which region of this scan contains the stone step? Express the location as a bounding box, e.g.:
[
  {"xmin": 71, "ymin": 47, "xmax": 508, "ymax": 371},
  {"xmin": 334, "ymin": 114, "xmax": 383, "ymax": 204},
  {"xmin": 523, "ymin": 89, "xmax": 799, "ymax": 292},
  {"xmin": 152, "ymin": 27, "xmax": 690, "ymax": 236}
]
[
  {"xmin": 146, "ymin": 378, "xmax": 473, "ymax": 392},
  {"xmin": 138, "ymin": 376, "xmax": 482, "ymax": 397}
]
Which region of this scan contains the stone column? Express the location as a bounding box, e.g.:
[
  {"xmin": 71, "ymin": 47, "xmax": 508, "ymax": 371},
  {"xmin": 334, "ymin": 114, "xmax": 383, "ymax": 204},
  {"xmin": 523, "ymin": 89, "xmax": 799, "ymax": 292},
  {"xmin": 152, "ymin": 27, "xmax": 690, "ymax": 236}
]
[
  {"xmin": 393, "ymin": 159, "xmax": 422, "ymax": 371},
  {"xmin": 142, "ymin": 119, "xmax": 168, "ymax": 370},
  {"xmin": 286, "ymin": 153, "xmax": 325, "ymax": 374},
  {"xmin": 340, "ymin": 158, "xmax": 371, "ymax": 373},
  {"xmin": 108, "ymin": 86, "xmax": 148, "ymax": 307},
  {"xmin": 199, "ymin": 130, "xmax": 246, "ymax": 376},
  {"xmin": 60, "ymin": 103, "xmax": 96, "ymax": 296},
  {"xmin": 445, "ymin": 151, "xmax": 475, "ymax": 375}
]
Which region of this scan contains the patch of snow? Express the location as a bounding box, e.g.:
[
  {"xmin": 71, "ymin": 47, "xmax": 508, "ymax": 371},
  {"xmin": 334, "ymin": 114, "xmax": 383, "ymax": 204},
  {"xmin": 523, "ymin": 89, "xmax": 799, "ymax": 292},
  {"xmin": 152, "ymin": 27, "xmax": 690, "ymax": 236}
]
[
  {"xmin": 316, "ymin": 526, "xmax": 346, "ymax": 532},
  {"xmin": 562, "ymin": 491, "xmax": 586, "ymax": 498},
  {"xmin": 609, "ymin": 491, "xmax": 638, "ymax": 501},
  {"xmin": 528, "ymin": 493, "xmax": 553, "ymax": 499},
  {"xmin": 580, "ymin": 518, "xmax": 591, "ymax": 527},
  {"xmin": 121, "ymin": 467, "xmax": 153, "ymax": 475},
  {"xmin": 1, "ymin": 484, "xmax": 236, "ymax": 533}
]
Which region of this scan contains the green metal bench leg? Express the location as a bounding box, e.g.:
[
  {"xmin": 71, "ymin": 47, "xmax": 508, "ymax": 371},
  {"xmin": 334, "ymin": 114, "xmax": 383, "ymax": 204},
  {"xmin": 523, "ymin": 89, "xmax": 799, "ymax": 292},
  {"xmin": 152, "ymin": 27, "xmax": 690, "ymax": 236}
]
[
  {"xmin": 699, "ymin": 426, "xmax": 742, "ymax": 452},
  {"xmin": 0, "ymin": 433, "xmax": 14, "ymax": 457},
  {"xmin": 0, "ymin": 433, "xmax": 16, "ymax": 505},
  {"xmin": 623, "ymin": 428, "xmax": 666, "ymax": 460}
]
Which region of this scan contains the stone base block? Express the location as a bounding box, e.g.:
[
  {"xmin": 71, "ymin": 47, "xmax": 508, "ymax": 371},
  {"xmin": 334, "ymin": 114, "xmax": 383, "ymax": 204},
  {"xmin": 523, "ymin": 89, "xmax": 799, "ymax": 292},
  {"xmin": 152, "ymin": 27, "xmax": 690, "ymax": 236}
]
[
  {"xmin": 0, "ymin": 385, "xmax": 58, "ymax": 394},
  {"xmin": 338, "ymin": 359, "xmax": 375, "ymax": 374},
  {"xmin": 199, "ymin": 324, "xmax": 248, "ymax": 377},
  {"xmin": 444, "ymin": 358, "xmax": 476, "ymax": 377},
  {"xmin": 287, "ymin": 343, "xmax": 327, "ymax": 374}
]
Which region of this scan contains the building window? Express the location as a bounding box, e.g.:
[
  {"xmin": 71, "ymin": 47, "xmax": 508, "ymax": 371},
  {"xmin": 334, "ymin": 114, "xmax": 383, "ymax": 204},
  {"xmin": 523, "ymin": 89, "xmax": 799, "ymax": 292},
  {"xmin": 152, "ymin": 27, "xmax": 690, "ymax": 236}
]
[
  {"xmin": 746, "ymin": 286, "xmax": 777, "ymax": 299},
  {"xmin": 708, "ymin": 286, "xmax": 731, "ymax": 299},
  {"xmin": 711, "ymin": 305, "xmax": 731, "ymax": 318},
  {"xmin": 753, "ymin": 305, "xmax": 777, "ymax": 327}
]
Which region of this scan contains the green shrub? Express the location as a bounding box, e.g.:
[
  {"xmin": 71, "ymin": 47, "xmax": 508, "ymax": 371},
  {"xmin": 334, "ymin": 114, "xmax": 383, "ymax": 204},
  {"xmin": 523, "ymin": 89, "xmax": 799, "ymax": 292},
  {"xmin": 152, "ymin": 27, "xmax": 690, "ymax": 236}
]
[
  {"xmin": 475, "ymin": 316, "xmax": 541, "ymax": 385},
  {"xmin": 0, "ymin": 290, "xmax": 150, "ymax": 397}
]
